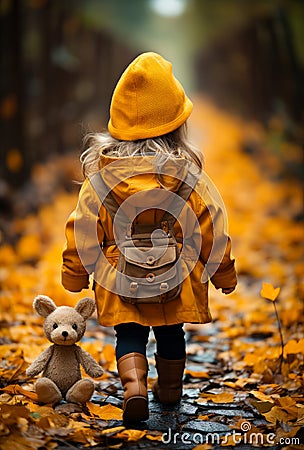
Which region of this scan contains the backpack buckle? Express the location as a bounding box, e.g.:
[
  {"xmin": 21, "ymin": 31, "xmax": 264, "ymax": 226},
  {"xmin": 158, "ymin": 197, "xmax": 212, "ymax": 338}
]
[
  {"xmin": 160, "ymin": 282, "xmax": 169, "ymax": 292},
  {"xmin": 129, "ymin": 282, "xmax": 138, "ymax": 293},
  {"xmin": 146, "ymin": 273, "xmax": 155, "ymax": 283},
  {"xmin": 146, "ymin": 255, "xmax": 155, "ymax": 265}
]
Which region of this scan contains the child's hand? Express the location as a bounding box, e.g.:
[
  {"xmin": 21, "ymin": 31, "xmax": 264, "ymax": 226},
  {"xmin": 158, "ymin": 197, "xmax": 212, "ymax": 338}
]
[{"xmin": 222, "ymin": 287, "xmax": 235, "ymax": 295}]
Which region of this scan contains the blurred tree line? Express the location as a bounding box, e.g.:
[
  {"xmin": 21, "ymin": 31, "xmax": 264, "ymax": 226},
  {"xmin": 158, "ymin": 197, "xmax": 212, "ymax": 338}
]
[
  {"xmin": 193, "ymin": 0, "xmax": 303, "ymax": 124},
  {"xmin": 0, "ymin": 0, "xmax": 303, "ymax": 192},
  {"xmin": 0, "ymin": 0, "xmax": 137, "ymax": 192}
]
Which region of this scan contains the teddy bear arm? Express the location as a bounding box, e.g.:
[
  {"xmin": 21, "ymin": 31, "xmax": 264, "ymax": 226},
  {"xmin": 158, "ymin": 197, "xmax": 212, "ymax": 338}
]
[
  {"xmin": 76, "ymin": 347, "xmax": 103, "ymax": 378},
  {"xmin": 26, "ymin": 346, "xmax": 54, "ymax": 377}
]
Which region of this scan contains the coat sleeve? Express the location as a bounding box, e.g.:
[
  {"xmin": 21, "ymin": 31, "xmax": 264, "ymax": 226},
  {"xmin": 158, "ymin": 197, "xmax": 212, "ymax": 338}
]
[
  {"xmin": 61, "ymin": 178, "xmax": 105, "ymax": 292},
  {"xmin": 197, "ymin": 185, "xmax": 237, "ymax": 290}
]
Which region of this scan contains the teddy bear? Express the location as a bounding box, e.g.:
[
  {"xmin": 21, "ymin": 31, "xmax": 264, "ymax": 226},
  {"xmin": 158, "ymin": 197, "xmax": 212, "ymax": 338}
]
[{"xmin": 26, "ymin": 295, "xmax": 103, "ymax": 405}]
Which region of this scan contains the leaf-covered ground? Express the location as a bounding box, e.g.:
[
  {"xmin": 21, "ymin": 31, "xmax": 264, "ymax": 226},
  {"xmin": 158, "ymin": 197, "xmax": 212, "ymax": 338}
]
[{"xmin": 0, "ymin": 97, "xmax": 303, "ymax": 449}]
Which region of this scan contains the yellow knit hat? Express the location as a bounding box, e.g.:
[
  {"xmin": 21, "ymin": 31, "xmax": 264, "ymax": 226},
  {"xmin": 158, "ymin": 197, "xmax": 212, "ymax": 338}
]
[{"xmin": 108, "ymin": 52, "xmax": 193, "ymax": 141}]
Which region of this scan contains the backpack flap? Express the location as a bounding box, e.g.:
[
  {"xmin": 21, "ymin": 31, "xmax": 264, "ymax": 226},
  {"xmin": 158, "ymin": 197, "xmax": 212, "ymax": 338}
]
[
  {"xmin": 123, "ymin": 245, "xmax": 177, "ymax": 269},
  {"xmin": 116, "ymin": 238, "xmax": 182, "ymax": 304}
]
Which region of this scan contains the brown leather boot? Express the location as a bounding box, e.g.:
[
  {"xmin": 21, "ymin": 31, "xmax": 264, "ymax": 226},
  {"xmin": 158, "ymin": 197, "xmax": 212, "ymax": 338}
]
[
  {"xmin": 152, "ymin": 353, "xmax": 185, "ymax": 404},
  {"xmin": 117, "ymin": 352, "xmax": 149, "ymax": 422}
]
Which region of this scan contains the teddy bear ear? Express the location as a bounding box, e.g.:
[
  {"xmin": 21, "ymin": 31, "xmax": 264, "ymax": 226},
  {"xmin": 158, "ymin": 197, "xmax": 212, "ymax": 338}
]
[
  {"xmin": 33, "ymin": 295, "xmax": 57, "ymax": 317},
  {"xmin": 75, "ymin": 297, "xmax": 96, "ymax": 320}
]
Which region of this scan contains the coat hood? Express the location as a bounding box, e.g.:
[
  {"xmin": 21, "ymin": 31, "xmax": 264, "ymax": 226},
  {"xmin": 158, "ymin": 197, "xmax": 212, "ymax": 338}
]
[{"xmin": 98, "ymin": 155, "xmax": 190, "ymax": 207}]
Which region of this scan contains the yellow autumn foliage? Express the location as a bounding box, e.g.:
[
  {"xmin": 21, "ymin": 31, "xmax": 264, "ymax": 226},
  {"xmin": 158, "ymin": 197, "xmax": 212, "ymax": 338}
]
[{"xmin": 0, "ymin": 96, "xmax": 302, "ymax": 449}]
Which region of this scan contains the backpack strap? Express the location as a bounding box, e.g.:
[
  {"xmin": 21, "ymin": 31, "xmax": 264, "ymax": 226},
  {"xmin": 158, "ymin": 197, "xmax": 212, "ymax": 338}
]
[
  {"xmin": 89, "ymin": 172, "xmax": 122, "ymax": 220},
  {"xmin": 161, "ymin": 171, "xmax": 198, "ymax": 225},
  {"xmin": 89, "ymin": 173, "xmax": 130, "ymax": 246}
]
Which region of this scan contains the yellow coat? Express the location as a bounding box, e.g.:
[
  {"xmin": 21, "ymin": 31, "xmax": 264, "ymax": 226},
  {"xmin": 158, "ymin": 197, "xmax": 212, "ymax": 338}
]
[{"xmin": 62, "ymin": 156, "xmax": 237, "ymax": 327}]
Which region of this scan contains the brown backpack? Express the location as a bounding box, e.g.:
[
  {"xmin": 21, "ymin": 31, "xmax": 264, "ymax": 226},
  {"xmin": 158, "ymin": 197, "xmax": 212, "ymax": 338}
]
[{"xmin": 92, "ymin": 173, "xmax": 196, "ymax": 304}]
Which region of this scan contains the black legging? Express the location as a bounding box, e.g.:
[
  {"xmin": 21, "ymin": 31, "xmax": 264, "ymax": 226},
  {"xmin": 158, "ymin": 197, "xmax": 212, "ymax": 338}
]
[{"xmin": 114, "ymin": 322, "xmax": 185, "ymax": 361}]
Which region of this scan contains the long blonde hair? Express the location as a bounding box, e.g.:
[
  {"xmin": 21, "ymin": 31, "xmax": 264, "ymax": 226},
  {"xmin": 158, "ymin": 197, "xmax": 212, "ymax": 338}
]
[{"xmin": 80, "ymin": 123, "xmax": 203, "ymax": 179}]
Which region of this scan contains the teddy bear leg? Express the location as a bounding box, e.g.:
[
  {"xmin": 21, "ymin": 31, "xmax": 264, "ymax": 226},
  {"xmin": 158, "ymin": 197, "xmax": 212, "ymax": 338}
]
[
  {"xmin": 65, "ymin": 379, "xmax": 95, "ymax": 404},
  {"xmin": 36, "ymin": 378, "xmax": 62, "ymax": 405}
]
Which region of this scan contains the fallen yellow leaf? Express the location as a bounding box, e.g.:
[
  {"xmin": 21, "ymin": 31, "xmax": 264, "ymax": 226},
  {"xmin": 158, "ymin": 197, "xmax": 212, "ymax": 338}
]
[
  {"xmin": 27, "ymin": 404, "xmax": 54, "ymax": 416},
  {"xmin": 1, "ymin": 385, "xmax": 38, "ymax": 402},
  {"xmin": 276, "ymin": 397, "xmax": 297, "ymax": 408},
  {"xmin": 100, "ymin": 426, "xmax": 125, "ymax": 436},
  {"xmin": 198, "ymin": 414, "xmax": 210, "ymax": 420},
  {"xmin": 0, "ymin": 432, "xmax": 48, "ymax": 450},
  {"xmin": 192, "ymin": 444, "xmax": 212, "ymax": 450},
  {"xmin": 263, "ymin": 405, "xmax": 295, "ymax": 425},
  {"xmin": 250, "ymin": 390, "xmax": 275, "ymax": 403},
  {"xmin": 198, "ymin": 393, "xmax": 235, "ymax": 404},
  {"xmin": 86, "ymin": 402, "xmax": 123, "ymax": 420},
  {"xmin": 260, "ymin": 282, "xmax": 280, "ymax": 301},
  {"xmin": 69, "ymin": 428, "xmax": 98, "ymax": 446},
  {"xmin": 0, "ymin": 405, "xmax": 30, "ymax": 429},
  {"xmin": 185, "ymin": 369, "xmax": 209, "ymax": 379},
  {"xmin": 115, "ymin": 429, "xmax": 147, "ymax": 442},
  {"xmin": 284, "ymin": 338, "xmax": 304, "ymax": 355},
  {"xmin": 146, "ymin": 433, "xmax": 163, "ymax": 441},
  {"xmin": 221, "ymin": 434, "xmax": 238, "ymax": 447}
]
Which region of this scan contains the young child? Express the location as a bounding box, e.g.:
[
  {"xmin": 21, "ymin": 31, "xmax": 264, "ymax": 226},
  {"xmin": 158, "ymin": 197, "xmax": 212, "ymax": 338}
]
[{"xmin": 61, "ymin": 52, "xmax": 237, "ymax": 422}]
